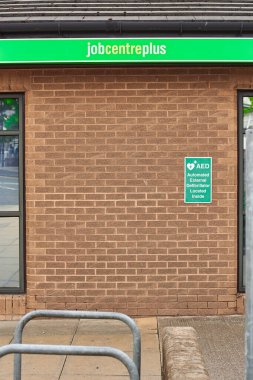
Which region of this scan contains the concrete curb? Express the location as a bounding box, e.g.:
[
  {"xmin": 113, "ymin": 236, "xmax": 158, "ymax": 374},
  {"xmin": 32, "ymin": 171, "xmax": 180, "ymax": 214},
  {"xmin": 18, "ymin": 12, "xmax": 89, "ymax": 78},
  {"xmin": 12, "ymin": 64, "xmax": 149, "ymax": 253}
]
[{"xmin": 162, "ymin": 326, "xmax": 210, "ymax": 380}]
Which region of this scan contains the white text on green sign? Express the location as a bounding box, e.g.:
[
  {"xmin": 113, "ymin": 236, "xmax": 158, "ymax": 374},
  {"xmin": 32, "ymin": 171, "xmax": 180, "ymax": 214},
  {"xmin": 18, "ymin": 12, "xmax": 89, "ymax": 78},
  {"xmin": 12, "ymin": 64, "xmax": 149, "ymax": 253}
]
[
  {"xmin": 184, "ymin": 157, "xmax": 212, "ymax": 203},
  {"xmin": 2, "ymin": 38, "xmax": 253, "ymax": 64}
]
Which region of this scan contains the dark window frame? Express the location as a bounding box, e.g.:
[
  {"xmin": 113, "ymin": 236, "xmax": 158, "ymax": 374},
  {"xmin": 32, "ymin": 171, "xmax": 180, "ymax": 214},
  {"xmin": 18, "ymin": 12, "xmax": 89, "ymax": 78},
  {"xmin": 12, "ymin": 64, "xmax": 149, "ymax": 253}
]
[
  {"xmin": 0, "ymin": 93, "xmax": 25, "ymax": 294},
  {"xmin": 237, "ymin": 91, "xmax": 252, "ymax": 293}
]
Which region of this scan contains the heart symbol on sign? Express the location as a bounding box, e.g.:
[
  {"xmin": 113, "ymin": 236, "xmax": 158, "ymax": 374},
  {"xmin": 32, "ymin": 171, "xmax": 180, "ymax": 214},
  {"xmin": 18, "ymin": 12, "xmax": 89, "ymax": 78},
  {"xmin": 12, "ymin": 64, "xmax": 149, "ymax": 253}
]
[{"xmin": 187, "ymin": 163, "xmax": 195, "ymax": 170}]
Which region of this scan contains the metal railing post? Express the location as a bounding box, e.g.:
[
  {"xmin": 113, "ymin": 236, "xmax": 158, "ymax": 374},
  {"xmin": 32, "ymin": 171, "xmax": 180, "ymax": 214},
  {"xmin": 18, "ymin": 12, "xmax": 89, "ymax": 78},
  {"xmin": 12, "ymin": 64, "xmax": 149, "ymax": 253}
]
[
  {"xmin": 13, "ymin": 310, "xmax": 141, "ymax": 380},
  {"xmin": 1, "ymin": 343, "xmax": 139, "ymax": 380}
]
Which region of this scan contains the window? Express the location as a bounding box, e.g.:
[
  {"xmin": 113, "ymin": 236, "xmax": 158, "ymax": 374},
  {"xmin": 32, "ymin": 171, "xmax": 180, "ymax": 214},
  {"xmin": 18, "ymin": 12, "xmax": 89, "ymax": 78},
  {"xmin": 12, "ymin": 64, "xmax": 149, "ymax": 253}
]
[
  {"xmin": 0, "ymin": 94, "xmax": 24, "ymax": 292},
  {"xmin": 238, "ymin": 92, "xmax": 253, "ymax": 291}
]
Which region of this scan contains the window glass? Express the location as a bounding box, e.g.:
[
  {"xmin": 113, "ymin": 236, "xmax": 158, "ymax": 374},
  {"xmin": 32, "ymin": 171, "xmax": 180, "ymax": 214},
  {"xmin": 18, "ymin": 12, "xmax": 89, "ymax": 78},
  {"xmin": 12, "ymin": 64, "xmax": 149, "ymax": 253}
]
[
  {"xmin": 0, "ymin": 98, "xmax": 19, "ymax": 131},
  {"xmin": 0, "ymin": 217, "xmax": 19, "ymax": 287},
  {"xmin": 242, "ymin": 96, "xmax": 252, "ymax": 288},
  {"xmin": 243, "ymin": 97, "xmax": 253, "ymax": 130},
  {"xmin": 0, "ymin": 94, "xmax": 23, "ymax": 292},
  {"xmin": 0, "ymin": 136, "xmax": 19, "ymax": 211}
]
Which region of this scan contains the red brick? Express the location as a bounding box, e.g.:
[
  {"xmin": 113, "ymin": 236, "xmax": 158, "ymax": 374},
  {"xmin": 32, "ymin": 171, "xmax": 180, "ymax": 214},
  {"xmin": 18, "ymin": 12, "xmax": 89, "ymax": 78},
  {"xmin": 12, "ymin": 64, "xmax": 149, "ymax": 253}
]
[{"xmin": 0, "ymin": 67, "xmax": 242, "ymax": 318}]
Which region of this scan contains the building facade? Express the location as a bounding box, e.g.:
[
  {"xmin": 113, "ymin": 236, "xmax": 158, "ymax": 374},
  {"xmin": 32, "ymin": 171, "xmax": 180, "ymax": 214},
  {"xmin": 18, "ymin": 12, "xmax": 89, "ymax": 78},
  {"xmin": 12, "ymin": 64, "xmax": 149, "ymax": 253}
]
[{"xmin": 0, "ymin": 1, "xmax": 250, "ymax": 318}]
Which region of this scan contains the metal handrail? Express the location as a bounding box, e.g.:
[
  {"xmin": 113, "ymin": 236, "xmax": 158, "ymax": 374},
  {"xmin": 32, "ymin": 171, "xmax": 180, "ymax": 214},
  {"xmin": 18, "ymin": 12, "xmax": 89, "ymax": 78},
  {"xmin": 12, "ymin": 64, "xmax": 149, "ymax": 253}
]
[
  {"xmin": 0, "ymin": 343, "xmax": 139, "ymax": 380},
  {"xmin": 13, "ymin": 310, "xmax": 141, "ymax": 380}
]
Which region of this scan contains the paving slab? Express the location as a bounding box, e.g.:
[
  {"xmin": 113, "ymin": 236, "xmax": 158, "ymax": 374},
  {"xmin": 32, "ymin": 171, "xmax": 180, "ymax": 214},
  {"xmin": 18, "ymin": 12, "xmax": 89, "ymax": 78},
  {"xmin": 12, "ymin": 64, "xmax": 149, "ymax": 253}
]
[
  {"xmin": 0, "ymin": 317, "xmax": 162, "ymax": 380},
  {"xmin": 137, "ymin": 318, "xmax": 161, "ymax": 379},
  {"xmin": 60, "ymin": 376, "xmax": 134, "ymax": 380},
  {"xmin": 140, "ymin": 351, "xmax": 162, "ymax": 376},
  {"xmin": 62, "ymin": 354, "xmax": 131, "ymax": 376},
  {"xmin": 21, "ymin": 319, "xmax": 79, "ymax": 339},
  {"xmin": 158, "ymin": 315, "xmax": 244, "ymax": 380},
  {"xmin": 62, "ymin": 318, "xmax": 161, "ymax": 379},
  {"xmin": 72, "ymin": 334, "xmax": 133, "ymax": 351},
  {"xmin": 18, "ymin": 375, "xmax": 60, "ymax": 380},
  {"xmin": 1, "ymin": 319, "xmax": 79, "ymax": 379},
  {"xmin": 0, "ymin": 335, "xmax": 13, "ymax": 345},
  {"xmin": 0, "ymin": 321, "xmax": 16, "ymax": 345},
  {"xmin": 0, "ymin": 321, "xmax": 18, "ymax": 379},
  {"xmin": 0, "ymin": 354, "xmax": 13, "ymax": 379},
  {"xmin": 136, "ymin": 318, "xmax": 158, "ymax": 333},
  {"xmin": 138, "ymin": 334, "xmax": 160, "ymax": 352},
  {"xmin": 76, "ymin": 319, "xmax": 131, "ymax": 335},
  {"xmin": 60, "ymin": 377, "xmax": 161, "ymax": 380}
]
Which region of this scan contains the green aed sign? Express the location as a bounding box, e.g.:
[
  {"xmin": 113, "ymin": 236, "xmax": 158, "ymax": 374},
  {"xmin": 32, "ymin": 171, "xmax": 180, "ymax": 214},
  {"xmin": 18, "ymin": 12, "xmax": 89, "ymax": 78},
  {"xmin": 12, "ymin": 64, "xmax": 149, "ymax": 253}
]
[
  {"xmin": 184, "ymin": 157, "xmax": 212, "ymax": 204},
  {"xmin": 1, "ymin": 38, "xmax": 253, "ymax": 64}
]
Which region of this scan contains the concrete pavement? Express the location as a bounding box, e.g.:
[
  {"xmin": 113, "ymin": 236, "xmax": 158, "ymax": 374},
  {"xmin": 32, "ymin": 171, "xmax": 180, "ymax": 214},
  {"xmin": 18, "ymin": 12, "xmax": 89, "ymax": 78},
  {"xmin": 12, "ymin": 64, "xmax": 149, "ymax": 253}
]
[
  {"xmin": 0, "ymin": 317, "xmax": 161, "ymax": 380},
  {"xmin": 158, "ymin": 315, "xmax": 245, "ymax": 380},
  {"xmin": 0, "ymin": 315, "xmax": 245, "ymax": 379}
]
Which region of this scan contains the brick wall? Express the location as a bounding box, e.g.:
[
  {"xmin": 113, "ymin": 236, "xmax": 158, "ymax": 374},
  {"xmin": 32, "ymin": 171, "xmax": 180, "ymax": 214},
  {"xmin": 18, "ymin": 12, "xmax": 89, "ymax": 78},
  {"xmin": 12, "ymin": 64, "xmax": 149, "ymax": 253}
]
[{"xmin": 0, "ymin": 66, "xmax": 248, "ymax": 317}]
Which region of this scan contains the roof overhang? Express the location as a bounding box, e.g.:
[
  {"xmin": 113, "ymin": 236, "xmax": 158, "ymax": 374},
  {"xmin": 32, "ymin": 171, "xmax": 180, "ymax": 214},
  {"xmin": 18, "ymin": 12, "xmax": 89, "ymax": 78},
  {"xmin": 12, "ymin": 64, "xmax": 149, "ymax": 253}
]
[{"xmin": 1, "ymin": 20, "xmax": 253, "ymax": 38}]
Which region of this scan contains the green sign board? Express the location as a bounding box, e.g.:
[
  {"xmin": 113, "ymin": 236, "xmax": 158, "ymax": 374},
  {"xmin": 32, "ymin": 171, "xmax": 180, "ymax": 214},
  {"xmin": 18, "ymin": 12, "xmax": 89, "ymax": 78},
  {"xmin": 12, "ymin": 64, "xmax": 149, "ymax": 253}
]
[
  {"xmin": 1, "ymin": 38, "xmax": 253, "ymax": 64},
  {"xmin": 184, "ymin": 157, "xmax": 212, "ymax": 204}
]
